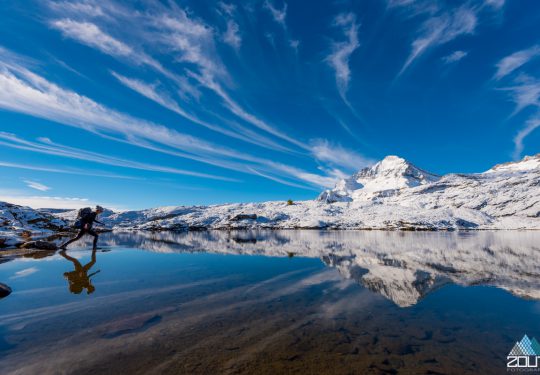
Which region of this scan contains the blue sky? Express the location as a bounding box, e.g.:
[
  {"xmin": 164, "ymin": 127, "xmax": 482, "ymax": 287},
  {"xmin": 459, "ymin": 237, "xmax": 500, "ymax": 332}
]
[{"xmin": 0, "ymin": 0, "xmax": 539, "ymax": 210}]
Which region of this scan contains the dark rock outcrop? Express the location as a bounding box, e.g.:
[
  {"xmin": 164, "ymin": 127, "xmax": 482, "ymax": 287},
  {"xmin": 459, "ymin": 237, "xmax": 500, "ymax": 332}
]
[
  {"xmin": 0, "ymin": 282, "xmax": 12, "ymax": 298},
  {"xmin": 19, "ymin": 240, "xmax": 58, "ymax": 250},
  {"xmin": 230, "ymin": 214, "xmax": 257, "ymax": 221}
]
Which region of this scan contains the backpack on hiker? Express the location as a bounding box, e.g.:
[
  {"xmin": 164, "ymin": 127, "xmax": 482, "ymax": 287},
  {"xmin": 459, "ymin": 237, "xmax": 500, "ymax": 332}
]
[{"xmin": 73, "ymin": 207, "xmax": 92, "ymax": 229}]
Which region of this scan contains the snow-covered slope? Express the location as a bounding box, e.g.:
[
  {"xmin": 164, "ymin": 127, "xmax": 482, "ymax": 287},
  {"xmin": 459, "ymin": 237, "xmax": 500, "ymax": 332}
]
[
  {"xmin": 70, "ymin": 154, "xmax": 538, "ymax": 231},
  {"xmin": 0, "ymin": 202, "xmax": 68, "ymax": 247}
]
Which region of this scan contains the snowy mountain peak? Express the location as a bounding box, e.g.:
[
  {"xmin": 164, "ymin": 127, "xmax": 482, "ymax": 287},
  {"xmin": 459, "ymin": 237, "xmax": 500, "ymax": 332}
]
[
  {"xmin": 319, "ymin": 155, "xmax": 440, "ymax": 203},
  {"xmin": 358, "ymin": 155, "xmax": 409, "ymax": 175},
  {"xmin": 488, "ymin": 153, "xmax": 540, "ymax": 173},
  {"xmin": 355, "ymin": 155, "xmax": 438, "ymax": 180}
]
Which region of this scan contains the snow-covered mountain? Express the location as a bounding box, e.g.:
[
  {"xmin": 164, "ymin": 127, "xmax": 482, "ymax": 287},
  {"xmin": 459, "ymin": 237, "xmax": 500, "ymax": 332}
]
[
  {"xmin": 318, "ymin": 155, "xmax": 440, "ymax": 203},
  {"xmin": 86, "ymin": 153, "xmax": 538, "ymax": 230}
]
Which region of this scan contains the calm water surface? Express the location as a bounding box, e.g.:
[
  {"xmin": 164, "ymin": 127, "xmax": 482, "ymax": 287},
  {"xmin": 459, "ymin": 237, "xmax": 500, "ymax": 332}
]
[{"xmin": 1, "ymin": 230, "xmax": 539, "ymax": 375}]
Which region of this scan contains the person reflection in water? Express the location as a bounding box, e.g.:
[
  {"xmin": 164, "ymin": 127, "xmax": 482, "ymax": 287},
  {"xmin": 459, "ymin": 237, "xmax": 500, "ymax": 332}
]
[{"xmin": 59, "ymin": 249, "xmax": 100, "ymax": 295}]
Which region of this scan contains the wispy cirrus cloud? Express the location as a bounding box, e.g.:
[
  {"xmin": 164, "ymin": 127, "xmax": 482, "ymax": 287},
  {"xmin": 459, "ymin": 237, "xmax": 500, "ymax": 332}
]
[
  {"xmin": 0, "ymin": 133, "xmax": 237, "ymax": 182},
  {"xmin": 491, "ymin": 42, "xmax": 540, "ymax": 159},
  {"xmin": 264, "ymin": 0, "xmax": 287, "ymax": 27},
  {"xmin": 502, "ymin": 76, "xmax": 540, "ymax": 158},
  {"xmin": 387, "ymin": 0, "xmax": 440, "ymax": 17},
  {"xmin": 27, "ymin": 2, "xmax": 361, "ymax": 189},
  {"xmin": 222, "ymin": 20, "xmax": 241, "ymax": 50},
  {"xmin": 264, "ymin": 162, "xmax": 339, "ymax": 188},
  {"xmin": 50, "ymin": 17, "xmax": 200, "ymax": 100},
  {"xmin": 47, "ymin": 1, "xmax": 310, "ymax": 152},
  {"xmin": 398, "ymin": 6, "xmax": 477, "ymax": 75},
  {"xmin": 326, "ymin": 13, "xmax": 360, "ymax": 104},
  {"xmin": 110, "ymin": 71, "xmax": 285, "ymax": 151},
  {"xmin": 484, "ymin": 0, "xmax": 505, "ymax": 10},
  {"xmin": 310, "ymin": 140, "xmax": 373, "ymax": 171},
  {"xmin": 24, "ymin": 180, "xmax": 51, "ymax": 192},
  {"xmin": 133, "ymin": 3, "xmax": 306, "ymax": 150},
  {"xmin": 494, "ymin": 45, "xmax": 540, "ymax": 80},
  {"xmin": 51, "ymin": 19, "xmax": 132, "ymax": 57},
  {"xmin": 513, "ymin": 117, "xmax": 540, "ymax": 160},
  {"xmin": 442, "ymin": 50, "xmax": 468, "ymax": 64},
  {"xmin": 498, "ymin": 75, "xmax": 540, "ymax": 115},
  {"xmin": 263, "ymin": 0, "xmax": 300, "ymax": 52},
  {"xmin": 0, "ymin": 161, "xmax": 136, "ymax": 179},
  {"xmin": 217, "ymin": 2, "xmax": 241, "ymax": 50},
  {"xmin": 217, "ymin": 2, "xmax": 236, "ymax": 17},
  {"xmin": 0, "ymin": 55, "xmax": 342, "ymax": 188},
  {"xmin": 48, "ymin": 1, "xmax": 106, "ymax": 18},
  {"xmin": 1, "ymin": 131, "xmax": 348, "ymax": 191},
  {"xmin": 0, "ymin": 57, "xmax": 258, "ymax": 165}
]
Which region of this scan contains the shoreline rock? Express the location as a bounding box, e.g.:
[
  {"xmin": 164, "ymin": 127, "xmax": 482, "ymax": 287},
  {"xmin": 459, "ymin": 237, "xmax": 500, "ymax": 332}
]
[
  {"xmin": 19, "ymin": 240, "xmax": 58, "ymax": 250},
  {"xmin": 0, "ymin": 282, "xmax": 12, "ymax": 299}
]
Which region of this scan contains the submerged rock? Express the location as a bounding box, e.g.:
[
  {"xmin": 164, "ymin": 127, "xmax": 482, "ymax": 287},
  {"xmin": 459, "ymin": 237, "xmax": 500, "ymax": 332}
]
[
  {"xmin": 0, "ymin": 282, "xmax": 12, "ymax": 298},
  {"xmin": 20, "ymin": 240, "xmax": 58, "ymax": 250}
]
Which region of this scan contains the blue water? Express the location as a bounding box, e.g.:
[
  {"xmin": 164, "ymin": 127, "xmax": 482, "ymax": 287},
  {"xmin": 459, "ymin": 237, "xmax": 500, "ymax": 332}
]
[{"xmin": 1, "ymin": 230, "xmax": 539, "ymax": 374}]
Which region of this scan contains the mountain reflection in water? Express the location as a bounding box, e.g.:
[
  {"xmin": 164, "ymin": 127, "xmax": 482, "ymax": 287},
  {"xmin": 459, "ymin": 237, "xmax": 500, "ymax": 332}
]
[{"xmin": 96, "ymin": 230, "xmax": 540, "ymax": 307}]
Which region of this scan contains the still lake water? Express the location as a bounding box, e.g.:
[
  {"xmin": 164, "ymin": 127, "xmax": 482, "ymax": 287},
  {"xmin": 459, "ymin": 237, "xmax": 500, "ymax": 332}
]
[{"xmin": 1, "ymin": 230, "xmax": 539, "ymax": 374}]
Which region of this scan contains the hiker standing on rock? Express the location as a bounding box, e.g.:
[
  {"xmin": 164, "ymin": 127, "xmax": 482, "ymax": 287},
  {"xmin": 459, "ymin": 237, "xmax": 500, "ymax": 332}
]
[{"xmin": 60, "ymin": 206, "xmax": 105, "ymax": 250}]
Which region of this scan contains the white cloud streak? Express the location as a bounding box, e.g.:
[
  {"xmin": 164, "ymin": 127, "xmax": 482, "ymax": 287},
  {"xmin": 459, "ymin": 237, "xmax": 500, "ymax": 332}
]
[
  {"xmin": 0, "ymin": 133, "xmax": 238, "ymax": 182},
  {"xmin": 52, "ymin": 19, "xmax": 133, "ymax": 57},
  {"xmin": 484, "ymin": 0, "xmax": 505, "ymax": 10},
  {"xmin": 147, "ymin": 9, "xmax": 307, "ymax": 151},
  {"xmin": 110, "ymin": 72, "xmax": 296, "ymax": 153},
  {"xmin": 2, "ymin": 132, "xmax": 345, "ymax": 190},
  {"xmin": 247, "ymin": 168, "xmax": 317, "ymax": 190},
  {"xmin": 513, "ymin": 117, "xmax": 540, "ymax": 160},
  {"xmin": 0, "ymin": 58, "xmax": 264, "ymax": 165},
  {"xmin": 47, "ymin": 2, "xmax": 312, "ymax": 154},
  {"xmin": 442, "ymin": 50, "xmax": 468, "ymax": 64},
  {"xmin": 264, "ymin": 0, "xmax": 287, "ymax": 27},
  {"xmin": 51, "ymin": 17, "xmax": 200, "ymax": 100},
  {"xmin": 494, "ymin": 45, "xmax": 540, "ymax": 80},
  {"xmin": 326, "ymin": 13, "xmax": 360, "ymax": 103},
  {"xmin": 24, "ymin": 180, "xmax": 51, "ymax": 192},
  {"xmin": 223, "ymin": 20, "xmax": 241, "ymax": 50},
  {"xmin": 310, "ymin": 140, "xmax": 373, "ymax": 171},
  {"xmin": 0, "ymin": 161, "xmax": 136, "ymax": 179},
  {"xmin": 217, "ymin": 2, "xmax": 236, "ymax": 17},
  {"xmin": 497, "ymin": 74, "xmax": 540, "ymax": 158},
  {"xmin": 399, "ymin": 6, "xmax": 477, "ymax": 75},
  {"xmin": 499, "ymin": 75, "xmax": 540, "ymax": 115},
  {"xmin": 49, "ymin": 1, "xmax": 105, "ymax": 18},
  {"xmin": 0, "ymin": 56, "xmax": 349, "ymax": 189},
  {"xmin": 4, "ymin": 2, "xmax": 365, "ymax": 190}
]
